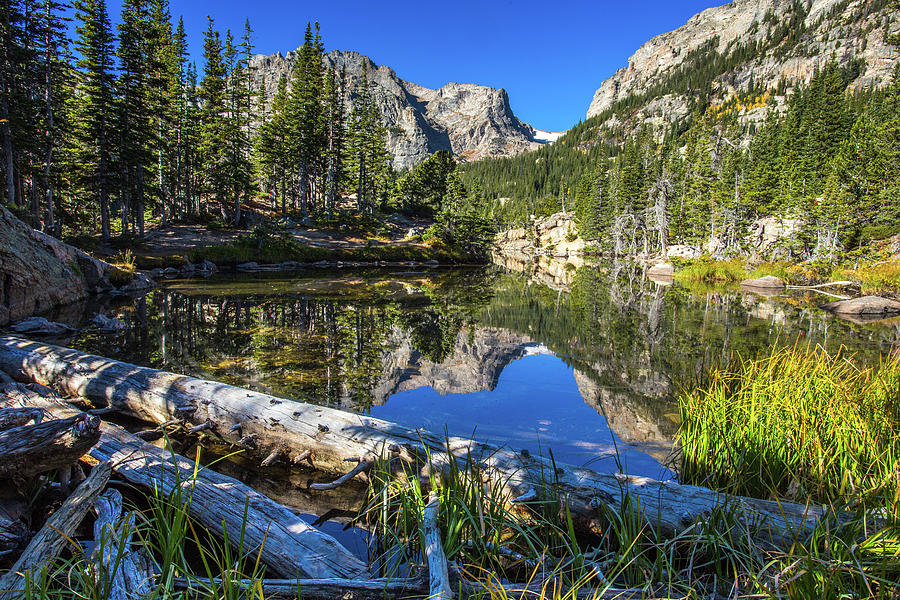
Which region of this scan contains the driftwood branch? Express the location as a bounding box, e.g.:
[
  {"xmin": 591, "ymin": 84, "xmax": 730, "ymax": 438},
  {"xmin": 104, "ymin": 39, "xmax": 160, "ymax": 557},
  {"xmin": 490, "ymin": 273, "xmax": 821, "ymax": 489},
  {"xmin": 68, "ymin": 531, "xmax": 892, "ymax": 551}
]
[
  {"xmin": 91, "ymin": 489, "xmax": 156, "ymax": 600},
  {"xmin": 424, "ymin": 492, "xmax": 453, "ymax": 600},
  {"xmin": 0, "ymin": 337, "xmax": 835, "ymax": 545},
  {"xmin": 786, "ymin": 281, "xmax": 855, "ymax": 300},
  {"xmin": 787, "ymin": 280, "xmax": 855, "ymax": 290},
  {"xmin": 0, "ymin": 413, "xmax": 101, "ymax": 479},
  {"xmin": 0, "ymin": 462, "xmax": 112, "ymax": 600},
  {"xmin": 173, "ymin": 576, "xmax": 682, "ymax": 599},
  {"xmin": 309, "ymin": 459, "xmax": 372, "ymax": 490},
  {"xmin": 0, "ymin": 389, "xmax": 368, "ymax": 580}
]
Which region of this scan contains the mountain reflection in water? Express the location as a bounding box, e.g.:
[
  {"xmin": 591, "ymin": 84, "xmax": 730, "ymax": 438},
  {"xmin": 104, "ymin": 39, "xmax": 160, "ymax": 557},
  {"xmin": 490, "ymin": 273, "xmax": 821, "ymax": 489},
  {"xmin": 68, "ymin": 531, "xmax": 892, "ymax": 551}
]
[{"xmin": 66, "ymin": 264, "xmax": 899, "ymax": 479}]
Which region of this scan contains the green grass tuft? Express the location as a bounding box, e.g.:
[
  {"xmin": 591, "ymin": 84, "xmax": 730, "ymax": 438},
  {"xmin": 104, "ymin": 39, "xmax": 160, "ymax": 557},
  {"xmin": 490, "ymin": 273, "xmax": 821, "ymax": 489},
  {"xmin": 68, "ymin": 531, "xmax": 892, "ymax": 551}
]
[{"xmin": 672, "ymin": 258, "xmax": 745, "ymax": 284}]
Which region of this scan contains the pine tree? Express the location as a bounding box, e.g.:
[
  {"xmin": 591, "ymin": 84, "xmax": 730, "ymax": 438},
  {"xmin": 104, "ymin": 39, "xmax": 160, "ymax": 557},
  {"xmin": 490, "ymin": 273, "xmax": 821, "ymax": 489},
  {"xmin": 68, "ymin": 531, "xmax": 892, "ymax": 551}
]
[
  {"xmin": 117, "ymin": 0, "xmax": 154, "ymax": 236},
  {"xmin": 286, "ymin": 22, "xmax": 325, "ymax": 217},
  {"xmin": 146, "ymin": 0, "xmax": 178, "ymax": 226},
  {"xmin": 198, "ymin": 17, "xmax": 229, "ymax": 211},
  {"xmin": 71, "ymin": 0, "xmax": 116, "ymax": 239},
  {"xmin": 37, "ymin": 0, "xmax": 72, "ymax": 234}
]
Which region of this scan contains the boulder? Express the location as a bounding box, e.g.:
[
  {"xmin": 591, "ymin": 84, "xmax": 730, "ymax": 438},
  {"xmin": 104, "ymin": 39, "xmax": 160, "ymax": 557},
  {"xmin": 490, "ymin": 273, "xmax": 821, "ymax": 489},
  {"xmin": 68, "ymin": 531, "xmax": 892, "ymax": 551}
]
[
  {"xmin": 665, "ymin": 244, "xmax": 700, "ymax": 260},
  {"xmin": 198, "ymin": 259, "xmax": 218, "ymax": 273},
  {"xmin": 90, "ymin": 314, "xmax": 127, "ymax": 334},
  {"xmin": 740, "ymin": 275, "xmax": 786, "ymax": 290},
  {"xmin": 11, "ymin": 317, "xmax": 75, "ymax": 336},
  {"xmin": 118, "ymin": 272, "xmax": 155, "ymax": 292},
  {"xmin": 0, "ymin": 206, "xmax": 116, "ymax": 326},
  {"xmin": 236, "ymin": 262, "xmax": 259, "ymax": 271},
  {"xmin": 821, "ymin": 296, "xmax": 900, "ymax": 317},
  {"xmin": 647, "ymin": 263, "xmax": 675, "ymax": 277}
]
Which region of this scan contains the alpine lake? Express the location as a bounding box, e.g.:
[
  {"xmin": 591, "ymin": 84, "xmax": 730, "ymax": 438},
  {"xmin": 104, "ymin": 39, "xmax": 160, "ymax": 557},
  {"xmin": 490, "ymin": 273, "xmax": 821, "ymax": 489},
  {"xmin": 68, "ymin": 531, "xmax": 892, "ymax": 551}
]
[{"xmin": 48, "ymin": 257, "xmax": 900, "ymax": 558}]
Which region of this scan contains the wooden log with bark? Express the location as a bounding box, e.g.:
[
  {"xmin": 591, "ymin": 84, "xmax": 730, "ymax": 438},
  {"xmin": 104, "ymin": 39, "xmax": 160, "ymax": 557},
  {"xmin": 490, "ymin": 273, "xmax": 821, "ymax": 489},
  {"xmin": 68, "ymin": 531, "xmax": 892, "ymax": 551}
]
[
  {"xmin": 0, "ymin": 462, "xmax": 112, "ymax": 600},
  {"xmin": 0, "ymin": 386, "xmax": 368, "ymax": 581},
  {"xmin": 0, "ymin": 337, "xmax": 832, "ymax": 545},
  {"xmin": 0, "ymin": 412, "xmax": 100, "ymax": 479}
]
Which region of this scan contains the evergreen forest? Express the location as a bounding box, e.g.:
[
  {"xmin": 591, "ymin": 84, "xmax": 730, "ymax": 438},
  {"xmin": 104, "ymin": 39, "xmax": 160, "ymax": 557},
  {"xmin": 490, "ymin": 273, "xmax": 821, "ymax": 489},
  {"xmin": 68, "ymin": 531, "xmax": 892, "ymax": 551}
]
[{"xmin": 463, "ymin": 60, "xmax": 900, "ymax": 261}]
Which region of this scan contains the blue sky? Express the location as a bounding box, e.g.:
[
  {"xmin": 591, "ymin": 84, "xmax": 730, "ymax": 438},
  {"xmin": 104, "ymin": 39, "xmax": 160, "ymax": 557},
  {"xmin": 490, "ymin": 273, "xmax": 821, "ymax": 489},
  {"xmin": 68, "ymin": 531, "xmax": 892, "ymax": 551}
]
[{"xmin": 112, "ymin": 0, "xmax": 726, "ymax": 132}]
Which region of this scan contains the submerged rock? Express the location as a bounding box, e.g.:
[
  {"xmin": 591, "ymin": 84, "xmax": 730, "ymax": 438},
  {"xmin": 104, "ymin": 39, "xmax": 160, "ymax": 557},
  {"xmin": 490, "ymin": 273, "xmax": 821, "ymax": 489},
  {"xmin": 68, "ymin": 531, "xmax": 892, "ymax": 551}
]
[
  {"xmin": 821, "ymin": 296, "xmax": 900, "ymax": 317},
  {"xmin": 740, "ymin": 275, "xmax": 785, "ymax": 289},
  {"xmin": 90, "ymin": 314, "xmax": 127, "ymax": 334},
  {"xmin": 648, "ymin": 263, "xmax": 675, "ymax": 277},
  {"xmin": 11, "ymin": 316, "xmax": 75, "ymax": 336}
]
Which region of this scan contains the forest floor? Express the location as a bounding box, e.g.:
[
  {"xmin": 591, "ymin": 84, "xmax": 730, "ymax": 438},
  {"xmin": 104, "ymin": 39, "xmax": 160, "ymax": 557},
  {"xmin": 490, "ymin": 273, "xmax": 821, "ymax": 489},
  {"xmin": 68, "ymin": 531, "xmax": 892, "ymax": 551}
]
[{"xmin": 139, "ymin": 222, "xmax": 425, "ymax": 257}]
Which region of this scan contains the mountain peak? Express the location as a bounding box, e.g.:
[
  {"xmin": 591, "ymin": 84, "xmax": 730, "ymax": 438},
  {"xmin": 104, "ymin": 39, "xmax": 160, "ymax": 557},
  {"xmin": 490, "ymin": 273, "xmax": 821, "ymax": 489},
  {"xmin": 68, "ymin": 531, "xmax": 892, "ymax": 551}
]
[
  {"xmin": 251, "ymin": 48, "xmax": 543, "ymax": 169},
  {"xmin": 586, "ymin": 0, "xmax": 898, "ymax": 122}
]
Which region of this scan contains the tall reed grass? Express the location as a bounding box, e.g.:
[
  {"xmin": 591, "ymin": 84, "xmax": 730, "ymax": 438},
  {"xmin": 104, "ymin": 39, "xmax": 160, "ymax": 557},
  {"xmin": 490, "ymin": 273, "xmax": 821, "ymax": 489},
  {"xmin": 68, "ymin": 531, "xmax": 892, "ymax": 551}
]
[
  {"xmin": 679, "ymin": 346, "xmax": 900, "ymax": 506},
  {"xmin": 678, "ymin": 346, "xmax": 900, "ymax": 599}
]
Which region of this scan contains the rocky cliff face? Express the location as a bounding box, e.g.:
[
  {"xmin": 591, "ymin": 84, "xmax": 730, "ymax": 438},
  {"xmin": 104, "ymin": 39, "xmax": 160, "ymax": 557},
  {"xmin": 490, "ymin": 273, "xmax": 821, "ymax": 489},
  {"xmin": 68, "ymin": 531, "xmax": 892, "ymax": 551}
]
[
  {"xmin": 494, "ymin": 212, "xmax": 586, "ymax": 259},
  {"xmin": 0, "ymin": 207, "xmax": 131, "ymax": 326},
  {"xmin": 587, "ymin": 0, "xmax": 899, "ymax": 124},
  {"xmin": 251, "ymin": 49, "xmax": 541, "ymax": 170}
]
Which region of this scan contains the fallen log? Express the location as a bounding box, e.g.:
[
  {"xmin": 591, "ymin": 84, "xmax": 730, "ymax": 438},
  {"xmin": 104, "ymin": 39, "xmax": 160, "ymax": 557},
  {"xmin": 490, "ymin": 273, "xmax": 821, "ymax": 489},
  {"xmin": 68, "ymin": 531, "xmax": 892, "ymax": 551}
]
[
  {"xmin": 173, "ymin": 576, "xmax": 682, "ymax": 600},
  {"xmin": 0, "ymin": 387, "xmax": 368, "ymax": 580},
  {"xmin": 0, "ymin": 337, "xmax": 832, "ymax": 544},
  {"xmin": 424, "ymin": 493, "xmax": 452, "ymax": 600},
  {"xmin": 0, "ymin": 462, "xmax": 112, "ymax": 600},
  {"xmin": 0, "ymin": 413, "xmax": 100, "ymax": 479},
  {"xmin": 0, "ymin": 408, "xmax": 43, "ymax": 431}
]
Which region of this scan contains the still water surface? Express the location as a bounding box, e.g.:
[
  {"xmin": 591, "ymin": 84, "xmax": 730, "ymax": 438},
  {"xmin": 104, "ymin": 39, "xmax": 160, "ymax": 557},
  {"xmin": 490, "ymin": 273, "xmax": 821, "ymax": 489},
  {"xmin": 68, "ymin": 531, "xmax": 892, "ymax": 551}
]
[{"xmin": 66, "ymin": 264, "xmax": 899, "ymax": 479}]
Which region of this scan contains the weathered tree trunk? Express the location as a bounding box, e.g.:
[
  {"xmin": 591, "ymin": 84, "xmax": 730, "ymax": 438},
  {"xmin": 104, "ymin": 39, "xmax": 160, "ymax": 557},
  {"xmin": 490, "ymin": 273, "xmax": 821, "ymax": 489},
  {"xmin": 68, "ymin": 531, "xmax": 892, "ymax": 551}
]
[
  {"xmin": 0, "ymin": 413, "xmax": 100, "ymax": 479},
  {"xmin": 0, "ymin": 407, "xmax": 43, "ymax": 431},
  {"xmin": 0, "ymin": 386, "xmax": 368, "ymax": 580},
  {"xmin": 424, "ymin": 493, "xmax": 452, "ymax": 600},
  {"xmin": 0, "ymin": 337, "xmax": 831, "ymax": 545},
  {"xmin": 91, "ymin": 488, "xmax": 156, "ymax": 600},
  {"xmin": 0, "ymin": 462, "xmax": 112, "ymax": 600}
]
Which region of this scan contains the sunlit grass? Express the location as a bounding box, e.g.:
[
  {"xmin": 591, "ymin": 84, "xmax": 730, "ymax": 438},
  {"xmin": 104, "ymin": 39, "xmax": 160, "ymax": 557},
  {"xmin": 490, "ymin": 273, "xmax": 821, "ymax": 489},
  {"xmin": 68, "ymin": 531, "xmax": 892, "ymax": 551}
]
[
  {"xmin": 108, "ymin": 249, "xmax": 138, "ymax": 285},
  {"xmin": 747, "ymin": 261, "xmax": 802, "ymax": 284},
  {"xmin": 834, "ymin": 260, "xmax": 900, "ymax": 294},
  {"xmin": 679, "ymin": 346, "xmax": 900, "ymax": 505},
  {"xmin": 672, "ymin": 258, "xmax": 746, "ymax": 284},
  {"xmin": 678, "ymin": 346, "xmax": 900, "ymax": 599}
]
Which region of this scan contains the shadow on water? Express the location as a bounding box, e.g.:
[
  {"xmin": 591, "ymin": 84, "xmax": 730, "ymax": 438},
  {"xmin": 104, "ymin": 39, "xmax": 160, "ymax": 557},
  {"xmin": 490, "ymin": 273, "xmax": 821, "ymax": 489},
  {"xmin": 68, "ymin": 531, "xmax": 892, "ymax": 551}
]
[{"xmin": 48, "ymin": 263, "xmax": 900, "ymax": 482}]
